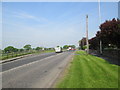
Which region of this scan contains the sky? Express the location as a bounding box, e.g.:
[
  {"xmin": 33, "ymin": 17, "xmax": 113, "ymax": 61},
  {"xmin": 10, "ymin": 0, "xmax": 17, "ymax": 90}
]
[{"xmin": 1, "ymin": 2, "xmax": 118, "ymax": 49}]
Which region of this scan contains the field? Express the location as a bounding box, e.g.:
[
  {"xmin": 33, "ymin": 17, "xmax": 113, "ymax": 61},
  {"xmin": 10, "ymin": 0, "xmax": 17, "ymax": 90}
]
[{"xmin": 57, "ymin": 50, "xmax": 119, "ymax": 88}]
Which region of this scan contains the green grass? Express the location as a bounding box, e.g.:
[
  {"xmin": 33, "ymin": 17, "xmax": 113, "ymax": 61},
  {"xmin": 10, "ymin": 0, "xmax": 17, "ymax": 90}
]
[
  {"xmin": 1, "ymin": 50, "xmax": 54, "ymax": 60},
  {"xmin": 56, "ymin": 50, "xmax": 119, "ymax": 88},
  {"xmin": 39, "ymin": 50, "xmax": 54, "ymax": 53},
  {"xmin": 0, "ymin": 55, "xmax": 2, "ymax": 60}
]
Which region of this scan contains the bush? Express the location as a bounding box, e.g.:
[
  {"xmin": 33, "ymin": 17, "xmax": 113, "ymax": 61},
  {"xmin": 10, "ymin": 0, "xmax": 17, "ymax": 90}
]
[{"xmin": 83, "ymin": 46, "xmax": 87, "ymax": 50}]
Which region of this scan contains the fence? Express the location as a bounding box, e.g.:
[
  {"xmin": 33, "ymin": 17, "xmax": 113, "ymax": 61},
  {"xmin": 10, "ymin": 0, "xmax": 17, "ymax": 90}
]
[
  {"xmin": 102, "ymin": 49, "xmax": 120, "ymax": 60},
  {"xmin": 1, "ymin": 50, "xmax": 51, "ymax": 60},
  {"xmin": 89, "ymin": 49, "xmax": 120, "ymax": 60}
]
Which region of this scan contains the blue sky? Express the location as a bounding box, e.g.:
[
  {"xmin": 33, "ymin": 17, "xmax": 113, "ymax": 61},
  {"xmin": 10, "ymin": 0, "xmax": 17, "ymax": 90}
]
[{"xmin": 2, "ymin": 2, "xmax": 118, "ymax": 49}]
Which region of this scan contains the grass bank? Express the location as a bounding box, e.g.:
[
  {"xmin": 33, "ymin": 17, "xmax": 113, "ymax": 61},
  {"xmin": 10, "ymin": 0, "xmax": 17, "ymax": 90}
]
[
  {"xmin": 56, "ymin": 50, "xmax": 119, "ymax": 88},
  {"xmin": 1, "ymin": 50, "xmax": 54, "ymax": 60}
]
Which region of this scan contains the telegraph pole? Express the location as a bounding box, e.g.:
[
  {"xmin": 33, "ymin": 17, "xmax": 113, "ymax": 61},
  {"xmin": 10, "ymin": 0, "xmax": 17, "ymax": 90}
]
[
  {"xmin": 86, "ymin": 15, "xmax": 89, "ymax": 54},
  {"xmin": 100, "ymin": 40, "xmax": 102, "ymax": 54},
  {"xmin": 98, "ymin": 0, "xmax": 102, "ymax": 54}
]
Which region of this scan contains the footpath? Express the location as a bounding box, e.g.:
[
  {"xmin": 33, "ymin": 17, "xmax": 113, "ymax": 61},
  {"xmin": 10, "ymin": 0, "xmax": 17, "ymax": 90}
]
[{"xmin": 90, "ymin": 51, "xmax": 119, "ymax": 66}]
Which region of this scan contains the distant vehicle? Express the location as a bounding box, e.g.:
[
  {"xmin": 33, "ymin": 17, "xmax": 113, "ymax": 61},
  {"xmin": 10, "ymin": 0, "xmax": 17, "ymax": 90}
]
[
  {"xmin": 67, "ymin": 47, "xmax": 76, "ymax": 51},
  {"xmin": 67, "ymin": 47, "xmax": 72, "ymax": 51},
  {"xmin": 54, "ymin": 46, "xmax": 62, "ymax": 53},
  {"xmin": 71, "ymin": 48, "xmax": 76, "ymax": 50}
]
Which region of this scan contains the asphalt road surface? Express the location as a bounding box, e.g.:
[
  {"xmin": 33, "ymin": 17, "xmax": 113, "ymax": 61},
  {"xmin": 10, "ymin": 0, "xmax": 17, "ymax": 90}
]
[
  {"xmin": 2, "ymin": 52, "xmax": 56, "ymax": 72},
  {"xmin": 2, "ymin": 51, "xmax": 74, "ymax": 88}
]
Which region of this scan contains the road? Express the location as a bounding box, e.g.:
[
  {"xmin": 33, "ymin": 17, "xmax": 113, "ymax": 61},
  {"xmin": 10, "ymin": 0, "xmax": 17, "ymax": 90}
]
[
  {"xmin": 2, "ymin": 52, "xmax": 56, "ymax": 71},
  {"xmin": 2, "ymin": 51, "xmax": 74, "ymax": 88}
]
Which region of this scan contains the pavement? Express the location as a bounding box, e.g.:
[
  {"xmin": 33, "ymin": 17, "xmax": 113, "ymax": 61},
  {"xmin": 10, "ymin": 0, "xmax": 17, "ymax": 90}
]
[
  {"xmin": 1, "ymin": 51, "xmax": 74, "ymax": 88},
  {"xmin": 90, "ymin": 52, "xmax": 120, "ymax": 66}
]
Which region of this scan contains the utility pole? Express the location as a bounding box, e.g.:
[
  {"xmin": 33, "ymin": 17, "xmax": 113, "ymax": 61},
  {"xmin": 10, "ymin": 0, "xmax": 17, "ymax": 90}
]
[
  {"xmin": 98, "ymin": 0, "xmax": 102, "ymax": 54},
  {"xmin": 100, "ymin": 40, "xmax": 102, "ymax": 54},
  {"xmin": 86, "ymin": 15, "xmax": 89, "ymax": 54}
]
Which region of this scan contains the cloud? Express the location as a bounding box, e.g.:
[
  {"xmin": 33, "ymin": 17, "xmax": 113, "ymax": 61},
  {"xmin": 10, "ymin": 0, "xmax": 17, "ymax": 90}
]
[{"xmin": 13, "ymin": 11, "xmax": 48, "ymax": 22}]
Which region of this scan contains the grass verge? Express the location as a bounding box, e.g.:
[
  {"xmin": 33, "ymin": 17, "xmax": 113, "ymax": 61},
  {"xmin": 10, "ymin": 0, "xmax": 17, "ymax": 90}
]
[
  {"xmin": 56, "ymin": 50, "xmax": 119, "ymax": 88},
  {"xmin": 1, "ymin": 50, "xmax": 54, "ymax": 60}
]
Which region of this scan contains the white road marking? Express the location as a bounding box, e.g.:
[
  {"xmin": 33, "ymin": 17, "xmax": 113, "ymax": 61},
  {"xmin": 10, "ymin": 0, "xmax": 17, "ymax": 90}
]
[{"xmin": 1, "ymin": 53, "xmax": 63, "ymax": 74}]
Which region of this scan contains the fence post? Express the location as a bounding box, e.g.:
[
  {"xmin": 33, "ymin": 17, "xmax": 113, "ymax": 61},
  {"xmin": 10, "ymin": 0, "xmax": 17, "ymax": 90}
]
[
  {"xmin": 16, "ymin": 52, "xmax": 17, "ymax": 57},
  {"xmin": 12, "ymin": 52, "xmax": 13, "ymax": 57},
  {"xmin": 7, "ymin": 52, "xmax": 8, "ymax": 59}
]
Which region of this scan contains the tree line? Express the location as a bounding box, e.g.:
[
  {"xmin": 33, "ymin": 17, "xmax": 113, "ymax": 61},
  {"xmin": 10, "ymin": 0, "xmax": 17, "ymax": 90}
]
[
  {"xmin": 63, "ymin": 45, "xmax": 76, "ymax": 49},
  {"xmin": 79, "ymin": 18, "xmax": 120, "ymax": 50},
  {"xmin": 1, "ymin": 44, "xmax": 76, "ymax": 54},
  {"xmin": 89, "ymin": 18, "xmax": 120, "ymax": 50},
  {"xmin": 2, "ymin": 44, "xmax": 54, "ymax": 54}
]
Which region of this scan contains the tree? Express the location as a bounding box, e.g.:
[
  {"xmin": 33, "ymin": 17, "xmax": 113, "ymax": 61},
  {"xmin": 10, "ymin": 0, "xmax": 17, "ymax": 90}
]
[
  {"xmin": 97, "ymin": 18, "xmax": 120, "ymax": 48},
  {"xmin": 89, "ymin": 37, "xmax": 99, "ymax": 50},
  {"xmin": 35, "ymin": 47, "xmax": 42, "ymax": 51},
  {"xmin": 0, "ymin": 49, "xmax": 2, "ymax": 54},
  {"xmin": 69, "ymin": 45, "xmax": 76, "ymax": 48},
  {"xmin": 19, "ymin": 48, "xmax": 24, "ymax": 52},
  {"xmin": 13, "ymin": 48, "xmax": 18, "ymax": 52},
  {"xmin": 4, "ymin": 46, "xmax": 18, "ymax": 53},
  {"xmin": 48, "ymin": 48, "xmax": 54, "ymax": 50},
  {"xmin": 89, "ymin": 18, "xmax": 120, "ymax": 50},
  {"xmin": 23, "ymin": 44, "xmax": 32, "ymax": 50},
  {"xmin": 63, "ymin": 45, "xmax": 75, "ymax": 49},
  {"xmin": 79, "ymin": 37, "xmax": 86, "ymax": 49},
  {"xmin": 63, "ymin": 45, "xmax": 69, "ymax": 49}
]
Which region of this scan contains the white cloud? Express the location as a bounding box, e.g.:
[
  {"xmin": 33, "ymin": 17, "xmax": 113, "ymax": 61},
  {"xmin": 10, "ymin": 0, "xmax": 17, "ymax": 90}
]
[
  {"xmin": 2, "ymin": 10, "xmax": 84, "ymax": 49},
  {"xmin": 13, "ymin": 11, "xmax": 48, "ymax": 22}
]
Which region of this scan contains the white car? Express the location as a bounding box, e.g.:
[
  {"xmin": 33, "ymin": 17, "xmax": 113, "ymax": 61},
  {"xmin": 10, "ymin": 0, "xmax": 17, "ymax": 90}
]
[{"xmin": 54, "ymin": 46, "xmax": 62, "ymax": 53}]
